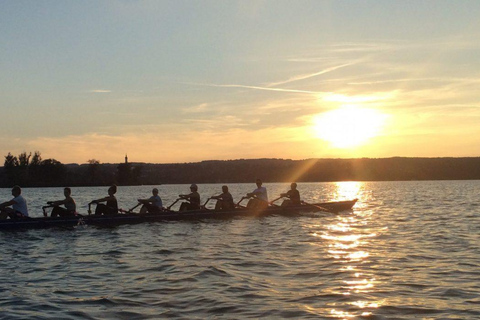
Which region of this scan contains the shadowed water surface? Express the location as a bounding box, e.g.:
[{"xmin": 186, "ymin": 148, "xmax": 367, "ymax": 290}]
[{"xmin": 1, "ymin": 181, "xmax": 480, "ymax": 319}]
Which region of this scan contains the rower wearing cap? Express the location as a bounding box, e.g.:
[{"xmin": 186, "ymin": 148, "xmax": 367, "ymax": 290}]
[{"xmin": 179, "ymin": 184, "xmax": 201, "ymax": 211}]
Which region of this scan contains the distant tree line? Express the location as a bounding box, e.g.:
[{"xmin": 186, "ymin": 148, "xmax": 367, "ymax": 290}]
[
  {"xmin": 1, "ymin": 153, "xmax": 480, "ymax": 187},
  {"xmin": 0, "ymin": 151, "xmax": 141, "ymax": 187},
  {"xmin": 2, "ymin": 152, "xmax": 67, "ymax": 187}
]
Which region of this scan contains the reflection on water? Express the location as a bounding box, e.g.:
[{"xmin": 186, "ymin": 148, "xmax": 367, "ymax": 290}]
[
  {"xmin": 309, "ymin": 181, "xmax": 382, "ymax": 318},
  {"xmin": 334, "ymin": 181, "xmax": 362, "ymax": 200},
  {"xmin": 2, "ymin": 181, "xmax": 480, "ymax": 319}
]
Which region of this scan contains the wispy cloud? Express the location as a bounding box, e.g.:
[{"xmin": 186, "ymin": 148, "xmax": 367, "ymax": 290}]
[
  {"xmin": 267, "ymin": 62, "xmax": 358, "ymax": 87},
  {"xmin": 204, "ymin": 83, "xmax": 320, "ymax": 95},
  {"xmin": 322, "ymin": 91, "xmax": 398, "ymax": 103},
  {"xmin": 348, "ymin": 78, "xmax": 448, "ymax": 85},
  {"xmin": 89, "ymin": 89, "xmax": 112, "ymax": 93},
  {"xmin": 182, "ymin": 103, "xmax": 209, "ymax": 114},
  {"xmin": 183, "ymin": 115, "xmax": 248, "ymax": 129},
  {"xmin": 327, "ymin": 41, "xmax": 402, "ymax": 53}
]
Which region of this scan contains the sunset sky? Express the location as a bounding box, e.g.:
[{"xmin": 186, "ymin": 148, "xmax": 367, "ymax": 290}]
[{"xmin": 1, "ymin": 1, "xmax": 480, "ymax": 164}]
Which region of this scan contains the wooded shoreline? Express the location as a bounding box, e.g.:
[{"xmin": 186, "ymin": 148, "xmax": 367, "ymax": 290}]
[{"xmin": 2, "ymin": 157, "xmax": 480, "ymax": 187}]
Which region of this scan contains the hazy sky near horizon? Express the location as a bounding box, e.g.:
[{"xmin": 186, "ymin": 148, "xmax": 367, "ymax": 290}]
[{"xmin": 1, "ymin": 0, "xmax": 480, "ymax": 164}]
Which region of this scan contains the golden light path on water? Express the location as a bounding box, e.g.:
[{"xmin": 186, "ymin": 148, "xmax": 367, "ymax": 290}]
[{"xmin": 305, "ymin": 182, "xmax": 384, "ymax": 319}]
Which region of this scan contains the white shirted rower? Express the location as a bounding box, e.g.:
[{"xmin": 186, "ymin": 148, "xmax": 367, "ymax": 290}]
[{"xmin": 0, "ymin": 185, "xmax": 29, "ymax": 219}]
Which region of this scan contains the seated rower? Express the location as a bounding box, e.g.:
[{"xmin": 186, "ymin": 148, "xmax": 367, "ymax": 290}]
[
  {"xmin": 280, "ymin": 182, "xmax": 301, "ymax": 207},
  {"xmin": 246, "ymin": 178, "xmax": 269, "ymax": 209},
  {"xmin": 90, "ymin": 185, "xmax": 119, "ymax": 215},
  {"xmin": 179, "ymin": 184, "xmax": 200, "ymax": 211},
  {"xmin": 47, "ymin": 187, "xmax": 77, "ymax": 217},
  {"xmin": 138, "ymin": 188, "xmax": 164, "ymax": 214},
  {"xmin": 211, "ymin": 185, "xmax": 235, "ymax": 210},
  {"xmin": 0, "ymin": 185, "xmax": 29, "ymax": 219}
]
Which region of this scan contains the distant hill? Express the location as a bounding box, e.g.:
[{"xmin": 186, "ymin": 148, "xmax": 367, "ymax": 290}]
[
  {"xmin": 136, "ymin": 157, "xmax": 480, "ymax": 184},
  {"xmin": 1, "ymin": 157, "xmax": 480, "ymax": 187}
]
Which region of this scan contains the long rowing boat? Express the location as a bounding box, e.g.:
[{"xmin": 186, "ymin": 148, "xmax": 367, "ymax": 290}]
[{"xmin": 0, "ymin": 199, "xmax": 357, "ymax": 231}]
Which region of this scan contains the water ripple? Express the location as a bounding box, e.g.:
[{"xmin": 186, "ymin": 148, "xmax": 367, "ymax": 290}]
[{"xmin": 1, "ymin": 182, "xmax": 480, "ymax": 318}]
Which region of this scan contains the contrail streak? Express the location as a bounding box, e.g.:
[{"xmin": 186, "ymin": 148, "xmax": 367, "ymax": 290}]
[
  {"xmin": 267, "ymin": 62, "xmax": 357, "ymax": 87},
  {"xmin": 206, "ymin": 84, "xmax": 320, "ymax": 94}
]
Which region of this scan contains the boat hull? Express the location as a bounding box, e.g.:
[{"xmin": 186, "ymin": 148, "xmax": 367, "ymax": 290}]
[{"xmin": 0, "ymin": 199, "xmax": 357, "ymax": 231}]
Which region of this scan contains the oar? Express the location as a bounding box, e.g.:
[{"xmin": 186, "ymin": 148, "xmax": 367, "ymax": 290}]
[
  {"xmin": 235, "ymin": 196, "xmax": 249, "ymax": 208},
  {"xmin": 129, "ymin": 202, "xmax": 142, "ymax": 213},
  {"xmin": 120, "ymin": 202, "xmax": 142, "ymax": 214},
  {"xmin": 167, "ymin": 198, "xmax": 182, "ymax": 210},
  {"xmin": 301, "ymin": 201, "xmax": 332, "ymax": 213},
  {"xmin": 202, "ymin": 197, "xmax": 217, "ymax": 209},
  {"xmin": 269, "ymin": 196, "xmax": 284, "ymax": 206}
]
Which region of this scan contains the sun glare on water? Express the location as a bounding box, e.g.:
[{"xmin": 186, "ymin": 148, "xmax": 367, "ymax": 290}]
[{"xmin": 312, "ymin": 106, "xmax": 387, "ymax": 148}]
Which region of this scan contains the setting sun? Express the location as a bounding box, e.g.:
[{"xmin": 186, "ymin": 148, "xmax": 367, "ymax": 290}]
[{"xmin": 312, "ymin": 106, "xmax": 388, "ymax": 148}]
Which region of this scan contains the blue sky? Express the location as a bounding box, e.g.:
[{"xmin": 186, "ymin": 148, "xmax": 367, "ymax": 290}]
[{"xmin": 1, "ymin": 1, "xmax": 480, "ymax": 164}]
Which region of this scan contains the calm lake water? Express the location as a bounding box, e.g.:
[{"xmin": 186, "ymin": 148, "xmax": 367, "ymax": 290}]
[{"xmin": 1, "ymin": 181, "xmax": 480, "ymax": 319}]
